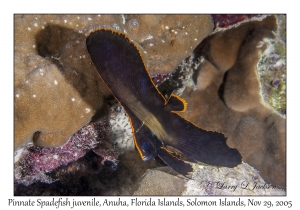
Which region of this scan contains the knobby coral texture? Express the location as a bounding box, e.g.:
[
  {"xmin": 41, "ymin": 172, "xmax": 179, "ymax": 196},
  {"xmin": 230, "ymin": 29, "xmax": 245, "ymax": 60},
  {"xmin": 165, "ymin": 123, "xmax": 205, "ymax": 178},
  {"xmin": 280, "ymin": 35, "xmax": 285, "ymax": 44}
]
[
  {"xmin": 178, "ymin": 15, "xmax": 286, "ymax": 189},
  {"xmin": 14, "ymin": 14, "xmax": 213, "ymax": 149},
  {"xmin": 14, "ymin": 14, "xmax": 286, "ymax": 195}
]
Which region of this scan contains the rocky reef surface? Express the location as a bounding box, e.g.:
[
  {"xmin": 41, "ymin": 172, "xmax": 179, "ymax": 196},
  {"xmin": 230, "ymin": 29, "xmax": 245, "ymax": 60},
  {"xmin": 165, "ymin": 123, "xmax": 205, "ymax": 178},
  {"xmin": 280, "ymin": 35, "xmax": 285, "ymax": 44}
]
[
  {"xmin": 178, "ymin": 15, "xmax": 286, "ymax": 189},
  {"xmin": 14, "ymin": 14, "xmax": 213, "ymax": 149},
  {"xmin": 134, "ymin": 164, "xmax": 285, "ymax": 196},
  {"xmin": 14, "ymin": 14, "xmax": 286, "ymax": 195}
]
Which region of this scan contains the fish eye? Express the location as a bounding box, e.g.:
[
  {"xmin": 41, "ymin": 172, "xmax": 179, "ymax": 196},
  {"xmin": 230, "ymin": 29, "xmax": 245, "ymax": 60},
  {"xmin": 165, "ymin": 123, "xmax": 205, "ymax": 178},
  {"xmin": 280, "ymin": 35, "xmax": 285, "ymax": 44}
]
[{"xmin": 143, "ymin": 142, "xmax": 150, "ymax": 149}]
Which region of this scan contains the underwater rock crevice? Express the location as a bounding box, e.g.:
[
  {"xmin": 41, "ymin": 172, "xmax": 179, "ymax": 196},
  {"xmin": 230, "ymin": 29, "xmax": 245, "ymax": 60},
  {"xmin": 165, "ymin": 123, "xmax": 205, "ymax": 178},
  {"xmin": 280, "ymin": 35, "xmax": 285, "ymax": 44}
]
[{"xmin": 217, "ymin": 70, "xmax": 228, "ymax": 103}]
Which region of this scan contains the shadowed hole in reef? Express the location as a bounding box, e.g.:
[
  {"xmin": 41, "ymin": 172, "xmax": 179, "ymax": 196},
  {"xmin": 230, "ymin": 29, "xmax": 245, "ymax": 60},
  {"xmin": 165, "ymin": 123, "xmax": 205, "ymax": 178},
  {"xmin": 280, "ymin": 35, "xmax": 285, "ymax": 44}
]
[
  {"xmin": 35, "ymin": 25, "xmax": 67, "ymax": 71},
  {"xmin": 36, "ymin": 25, "xmax": 64, "ymax": 58},
  {"xmin": 90, "ymin": 96, "xmax": 115, "ymax": 123},
  {"xmin": 217, "ymin": 71, "xmax": 229, "ymax": 103},
  {"xmin": 157, "ymin": 55, "xmax": 200, "ymax": 99},
  {"xmin": 156, "ymin": 66, "xmax": 183, "ymax": 99},
  {"xmin": 32, "ymin": 131, "xmax": 41, "ymax": 145}
]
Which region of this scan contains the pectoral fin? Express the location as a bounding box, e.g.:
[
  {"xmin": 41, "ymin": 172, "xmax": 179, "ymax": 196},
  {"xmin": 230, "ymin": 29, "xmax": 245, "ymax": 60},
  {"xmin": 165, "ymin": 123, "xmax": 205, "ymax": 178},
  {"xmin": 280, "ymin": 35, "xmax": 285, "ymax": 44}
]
[{"xmin": 157, "ymin": 146, "xmax": 193, "ymax": 176}]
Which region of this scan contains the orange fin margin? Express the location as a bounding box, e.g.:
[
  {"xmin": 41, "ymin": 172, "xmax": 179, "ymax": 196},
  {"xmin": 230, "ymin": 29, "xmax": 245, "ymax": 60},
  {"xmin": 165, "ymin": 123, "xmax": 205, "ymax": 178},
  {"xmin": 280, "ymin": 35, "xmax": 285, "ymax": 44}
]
[{"xmin": 165, "ymin": 93, "xmax": 187, "ymax": 112}]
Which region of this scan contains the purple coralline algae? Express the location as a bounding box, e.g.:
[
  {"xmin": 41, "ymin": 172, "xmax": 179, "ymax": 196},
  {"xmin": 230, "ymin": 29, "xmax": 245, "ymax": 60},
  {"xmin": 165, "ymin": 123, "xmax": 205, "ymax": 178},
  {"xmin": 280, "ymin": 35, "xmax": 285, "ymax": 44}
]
[{"xmin": 14, "ymin": 120, "xmax": 116, "ymax": 186}]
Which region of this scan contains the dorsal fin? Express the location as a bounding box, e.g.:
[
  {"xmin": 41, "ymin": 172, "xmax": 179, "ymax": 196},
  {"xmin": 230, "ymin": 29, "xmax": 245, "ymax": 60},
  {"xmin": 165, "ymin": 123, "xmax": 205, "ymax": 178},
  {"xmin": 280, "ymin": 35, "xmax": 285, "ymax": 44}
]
[{"xmin": 164, "ymin": 94, "xmax": 187, "ymax": 112}]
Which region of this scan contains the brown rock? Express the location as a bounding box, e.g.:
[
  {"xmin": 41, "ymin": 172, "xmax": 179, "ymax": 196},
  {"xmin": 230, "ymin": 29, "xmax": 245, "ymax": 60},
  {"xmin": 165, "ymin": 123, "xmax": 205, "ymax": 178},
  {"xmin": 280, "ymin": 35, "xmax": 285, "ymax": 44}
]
[
  {"xmin": 14, "ymin": 15, "xmax": 109, "ymax": 148},
  {"xmin": 179, "ymin": 15, "xmax": 286, "ymax": 189},
  {"xmin": 133, "ymin": 164, "xmax": 285, "ymax": 195},
  {"xmin": 123, "ymin": 15, "xmax": 213, "ymax": 73},
  {"xmin": 207, "ymin": 15, "xmax": 277, "ymax": 72},
  {"xmin": 133, "ymin": 167, "xmax": 187, "ymax": 195},
  {"xmin": 14, "ymin": 14, "xmax": 213, "ymax": 148}
]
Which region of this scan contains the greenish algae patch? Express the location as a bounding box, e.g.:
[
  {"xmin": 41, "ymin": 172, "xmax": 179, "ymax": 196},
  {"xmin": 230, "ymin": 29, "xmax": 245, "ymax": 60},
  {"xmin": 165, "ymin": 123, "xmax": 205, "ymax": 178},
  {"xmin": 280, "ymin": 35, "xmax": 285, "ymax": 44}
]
[
  {"xmin": 257, "ymin": 15, "xmax": 286, "ymax": 116},
  {"xmin": 257, "ymin": 42, "xmax": 286, "ymax": 115}
]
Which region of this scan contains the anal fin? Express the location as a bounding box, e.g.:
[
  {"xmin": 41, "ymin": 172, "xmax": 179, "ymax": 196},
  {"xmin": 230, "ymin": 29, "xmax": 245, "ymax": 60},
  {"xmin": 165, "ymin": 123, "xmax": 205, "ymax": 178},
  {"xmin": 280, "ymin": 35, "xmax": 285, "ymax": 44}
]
[
  {"xmin": 164, "ymin": 114, "xmax": 242, "ymax": 167},
  {"xmin": 158, "ymin": 146, "xmax": 193, "ymax": 176}
]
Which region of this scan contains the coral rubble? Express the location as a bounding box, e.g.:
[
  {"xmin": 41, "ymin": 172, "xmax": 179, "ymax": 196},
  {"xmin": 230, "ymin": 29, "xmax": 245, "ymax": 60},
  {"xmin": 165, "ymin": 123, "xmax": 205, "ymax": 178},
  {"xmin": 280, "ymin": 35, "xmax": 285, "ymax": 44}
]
[
  {"xmin": 14, "ymin": 120, "xmax": 116, "ymax": 186},
  {"xmin": 133, "ymin": 164, "xmax": 285, "ymax": 195}
]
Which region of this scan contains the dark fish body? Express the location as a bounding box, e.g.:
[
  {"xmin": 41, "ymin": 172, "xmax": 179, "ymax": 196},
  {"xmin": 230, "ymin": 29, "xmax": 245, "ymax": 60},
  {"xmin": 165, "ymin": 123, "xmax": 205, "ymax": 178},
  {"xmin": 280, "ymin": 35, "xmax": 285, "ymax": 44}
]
[{"xmin": 86, "ymin": 29, "xmax": 242, "ymax": 175}]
